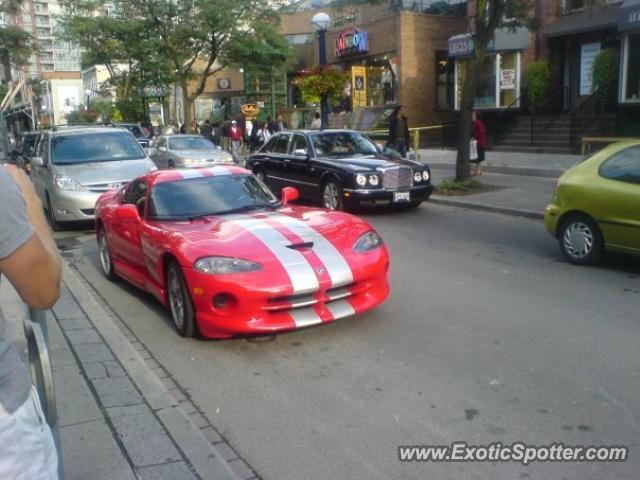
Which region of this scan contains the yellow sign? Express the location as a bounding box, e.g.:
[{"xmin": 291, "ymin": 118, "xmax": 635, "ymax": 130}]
[
  {"xmin": 241, "ymin": 103, "xmax": 261, "ymax": 120},
  {"xmin": 351, "ymin": 66, "xmax": 367, "ymax": 108}
]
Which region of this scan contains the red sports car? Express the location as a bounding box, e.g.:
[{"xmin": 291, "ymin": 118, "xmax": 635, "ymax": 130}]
[{"xmin": 95, "ymin": 166, "xmax": 390, "ymax": 338}]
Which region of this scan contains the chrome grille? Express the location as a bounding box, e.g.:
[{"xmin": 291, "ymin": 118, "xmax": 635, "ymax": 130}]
[
  {"xmin": 86, "ymin": 181, "xmax": 128, "ymax": 193},
  {"xmin": 382, "ymin": 166, "xmax": 412, "ymax": 190}
]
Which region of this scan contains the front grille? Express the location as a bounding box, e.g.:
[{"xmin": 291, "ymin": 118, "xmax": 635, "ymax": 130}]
[
  {"xmin": 382, "ymin": 166, "xmax": 413, "ymax": 190},
  {"xmin": 86, "ymin": 181, "xmax": 128, "ymax": 193},
  {"xmin": 264, "ymin": 283, "xmax": 356, "ymax": 312}
]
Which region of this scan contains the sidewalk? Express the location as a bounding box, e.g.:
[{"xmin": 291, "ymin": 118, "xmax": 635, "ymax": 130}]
[
  {"xmin": 3, "ymin": 263, "xmax": 257, "ymax": 480},
  {"xmin": 418, "ymin": 148, "xmax": 582, "ymax": 178},
  {"xmin": 418, "ymin": 148, "xmax": 583, "ymax": 219}
]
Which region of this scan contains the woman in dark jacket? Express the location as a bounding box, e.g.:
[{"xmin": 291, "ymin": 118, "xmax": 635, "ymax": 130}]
[{"xmin": 388, "ymin": 105, "xmax": 410, "ymax": 158}]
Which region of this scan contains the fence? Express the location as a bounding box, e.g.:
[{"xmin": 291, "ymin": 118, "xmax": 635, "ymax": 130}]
[
  {"xmin": 363, "ymin": 123, "xmax": 458, "ymax": 154},
  {"xmin": 24, "ymin": 307, "xmax": 63, "ymax": 478}
]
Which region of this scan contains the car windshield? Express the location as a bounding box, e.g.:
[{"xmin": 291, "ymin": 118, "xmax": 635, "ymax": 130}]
[
  {"xmin": 309, "ymin": 132, "xmax": 378, "ymax": 157},
  {"xmin": 168, "ymin": 136, "xmax": 215, "ymax": 151},
  {"xmin": 150, "ymin": 175, "xmax": 278, "ymax": 219},
  {"xmin": 51, "ymin": 132, "xmax": 146, "ymax": 165}
]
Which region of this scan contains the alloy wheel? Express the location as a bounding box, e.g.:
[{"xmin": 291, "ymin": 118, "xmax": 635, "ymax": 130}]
[
  {"xmin": 99, "ymin": 231, "xmax": 112, "ymax": 275},
  {"xmin": 323, "ymin": 182, "xmax": 340, "ymax": 210},
  {"xmin": 168, "ymin": 269, "xmax": 185, "ymax": 330}
]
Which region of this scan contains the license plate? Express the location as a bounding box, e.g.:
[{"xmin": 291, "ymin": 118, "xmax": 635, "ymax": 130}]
[{"xmin": 393, "ymin": 192, "xmax": 410, "ymax": 203}]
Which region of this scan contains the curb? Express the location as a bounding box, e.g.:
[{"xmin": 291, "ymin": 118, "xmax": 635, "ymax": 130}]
[
  {"xmin": 427, "ymin": 162, "xmax": 563, "ymax": 179},
  {"xmin": 430, "ymin": 196, "xmax": 544, "ymax": 220},
  {"xmin": 61, "ymin": 263, "xmax": 242, "ymax": 480}
]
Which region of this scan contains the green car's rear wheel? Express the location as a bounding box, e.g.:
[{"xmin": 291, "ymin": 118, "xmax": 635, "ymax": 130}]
[{"xmin": 559, "ymin": 214, "xmax": 603, "ymax": 266}]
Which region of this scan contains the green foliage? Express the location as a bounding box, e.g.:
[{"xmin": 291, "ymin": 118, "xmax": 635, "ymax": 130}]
[
  {"xmin": 436, "ymin": 179, "xmax": 483, "ymax": 194},
  {"xmin": 297, "ymin": 67, "xmax": 347, "ymax": 105},
  {"xmin": 66, "ymin": 107, "xmax": 101, "ymax": 124},
  {"xmin": 523, "ymin": 61, "xmax": 551, "ymax": 113},
  {"xmin": 592, "ymin": 48, "xmax": 619, "ymax": 112}
]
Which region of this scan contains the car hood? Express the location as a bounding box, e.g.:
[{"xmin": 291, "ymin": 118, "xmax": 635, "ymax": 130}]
[
  {"xmin": 158, "ymin": 207, "xmax": 379, "ymax": 291},
  {"xmin": 316, "ymin": 154, "xmax": 423, "ymax": 171},
  {"xmin": 174, "ymin": 149, "xmax": 229, "ymax": 160},
  {"xmin": 53, "ymin": 158, "xmax": 156, "ymax": 186}
]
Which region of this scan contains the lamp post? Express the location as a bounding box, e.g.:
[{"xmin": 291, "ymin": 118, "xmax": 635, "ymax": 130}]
[{"xmin": 311, "ymin": 12, "xmax": 331, "ymax": 129}]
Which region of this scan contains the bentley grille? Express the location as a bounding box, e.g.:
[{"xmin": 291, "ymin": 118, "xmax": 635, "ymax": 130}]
[{"xmin": 382, "ymin": 166, "xmax": 413, "ymax": 190}]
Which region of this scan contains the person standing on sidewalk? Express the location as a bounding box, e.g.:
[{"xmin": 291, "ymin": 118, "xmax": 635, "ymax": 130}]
[
  {"xmin": 228, "ymin": 120, "xmax": 244, "ymax": 164},
  {"xmin": 0, "ymin": 164, "xmax": 62, "ymax": 479},
  {"xmin": 388, "ymin": 105, "xmax": 410, "ymax": 158},
  {"xmin": 471, "ymin": 111, "xmax": 487, "ymax": 176}
]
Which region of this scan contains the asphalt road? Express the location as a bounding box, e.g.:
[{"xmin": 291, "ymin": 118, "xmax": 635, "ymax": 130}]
[{"xmin": 58, "ymin": 204, "xmax": 640, "ymax": 480}]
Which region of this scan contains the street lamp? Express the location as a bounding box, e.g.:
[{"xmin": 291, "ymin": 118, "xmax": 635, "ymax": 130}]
[
  {"xmin": 84, "ymin": 88, "xmax": 92, "ymax": 111},
  {"xmin": 311, "ymin": 12, "xmax": 331, "ymax": 129}
]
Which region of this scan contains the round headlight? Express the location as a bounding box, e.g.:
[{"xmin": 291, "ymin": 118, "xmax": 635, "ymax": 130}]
[
  {"xmin": 413, "ymin": 171, "xmax": 422, "ymax": 183},
  {"xmin": 368, "ymin": 174, "xmax": 380, "ymax": 186},
  {"xmin": 356, "ymin": 174, "xmax": 367, "ymax": 186},
  {"xmin": 422, "ymin": 170, "xmax": 430, "ymax": 181}
]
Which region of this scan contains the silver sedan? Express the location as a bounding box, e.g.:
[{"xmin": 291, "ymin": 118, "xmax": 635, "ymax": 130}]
[{"xmin": 149, "ymin": 134, "xmax": 233, "ymax": 169}]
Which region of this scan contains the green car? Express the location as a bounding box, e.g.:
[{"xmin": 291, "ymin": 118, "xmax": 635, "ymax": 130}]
[{"xmin": 545, "ymin": 140, "xmax": 640, "ymax": 265}]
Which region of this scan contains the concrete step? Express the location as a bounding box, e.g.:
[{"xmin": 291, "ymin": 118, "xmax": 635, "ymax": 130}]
[{"xmin": 492, "ymin": 145, "xmax": 575, "ymax": 154}]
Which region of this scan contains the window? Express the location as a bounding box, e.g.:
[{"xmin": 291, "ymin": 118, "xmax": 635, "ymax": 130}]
[
  {"xmin": 270, "ymin": 134, "xmax": 290, "ymax": 154},
  {"xmin": 124, "ymin": 180, "xmax": 148, "ymax": 206},
  {"xmin": 289, "ymin": 135, "xmax": 308, "ymax": 155},
  {"xmin": 454, "ymin": 52, "xmax": 520, "ymax": 109},
  {"xmin": 436, "ymin": 51, "xmax": 454, "ymax": 111},
  {"xmin": 51, "ymin": 132, "xmax": 145, "ymax": 165},
  {"xmin": 475, "ymin": 55, "xmax": 497, "ymax": 108},
  {"xmin": 599, "ymin": 146, "xmax": 640, "ymax": 184},
  {"xmin": 622, "ymin": 33, "xmax": 640, "ymax": 102}
]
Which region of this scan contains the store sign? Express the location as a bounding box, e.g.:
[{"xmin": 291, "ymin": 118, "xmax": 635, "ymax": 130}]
[
  {"xmin": 618, "ymin": 0, "xmax": 640, "ymax": 31},
  {"xmin": 139, "ymin": 85, "xmax": 169, "ymax": 97},
  {"xmin": 448, "ymin": 35, "xmax": 475, "ymax": 58},
  {"xmin": 240, "ymin": 103, "xmax": 261, "ymax": 120},
  {"xmin": 335, "ymin": 29, "xmax": 369, "ymax": 57},
  {"xmin": 500, "ymin": 69, "xmax": 516, "ymax": 90},
  {"xmin": 580, "ymin": 42, "xmax": 601, "ymax": 96}
]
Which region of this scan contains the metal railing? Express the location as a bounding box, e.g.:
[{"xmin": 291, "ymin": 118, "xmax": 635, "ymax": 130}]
[
  {"xmin": 570, "ymin": 92, "xmax": 601, "ymax": 151},
  {"xmin": 363, "ymin": 124, "xmax": 457, "ymax": 155},
  {"xmin": 24, "ymin": 307, "xmax": 63, "ymax": 478}
]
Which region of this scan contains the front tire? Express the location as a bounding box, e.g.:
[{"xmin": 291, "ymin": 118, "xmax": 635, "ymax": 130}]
[
  {"xmin": 166, "ymin": 260, "xmax": 196, "ymax": 337},
  {"xmin": 558, "ymin": 214, "xmax": 603, "ymax": 266},
  {"xmin": 322, "ymin": 179, "xmax": 343, "ymax": 211},
  {"xmin": 98, "ymin": 229, "xmax": 118, "ymax": 281}
]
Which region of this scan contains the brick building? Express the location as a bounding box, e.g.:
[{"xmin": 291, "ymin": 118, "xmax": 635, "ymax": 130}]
[{"xmin": 280, "ymin": 1, "xmax": 467, "ymax": 128}]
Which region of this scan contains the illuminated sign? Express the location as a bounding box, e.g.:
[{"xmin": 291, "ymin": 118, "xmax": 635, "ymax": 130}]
[{"xmin": 335, "ymin": 29, "xmax": 369, "ymax": 57}]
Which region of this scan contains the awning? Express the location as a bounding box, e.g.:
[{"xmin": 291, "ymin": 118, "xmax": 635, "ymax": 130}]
[
  {"xmin": 544, "ymin": 4, "xmax": 620, "ymax": 38},
  {"xmin": 447, "ymin": 26, "xmax": 529, "ymax": 58},
  {"xmin": 619, "ymin": 0, "xmax": 640, "ymax": 31}
]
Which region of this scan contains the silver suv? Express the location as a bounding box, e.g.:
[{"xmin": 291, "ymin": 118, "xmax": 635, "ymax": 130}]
[{"xmin": 30, "ymin": 125, "xmax": 156, "ymax": 230}]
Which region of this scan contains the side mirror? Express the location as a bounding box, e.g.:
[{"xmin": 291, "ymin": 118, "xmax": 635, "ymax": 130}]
[
  {"xmin": 281, "ymin": 186, "xmax": 299, "ymax": 207},
  {"xmin": 31, "ymin": 156, "xmax": 44, "ymax": 167},
  {"xmin": 294, "ymin": 148, "xmax": 309, "ymax": 158},
  {"xmin": 114, "ymin": 204, "xmax": 140, "ymax": 221}
]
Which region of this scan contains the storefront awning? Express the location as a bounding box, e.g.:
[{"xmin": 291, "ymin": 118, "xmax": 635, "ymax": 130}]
[
  {"xmin": 447, "ymin": 26, "xmax": 529, "ymax": 58},
  {"xmin": 544, "ymin": 5, "xmax": 620, "ymax": 38},
  {"xmin": 619, "ymin": 0, "xmax": 640, "ymax": 31}
]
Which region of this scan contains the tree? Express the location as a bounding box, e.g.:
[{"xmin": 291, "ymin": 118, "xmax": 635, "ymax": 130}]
[
  {"xmin": 592, "ymin": 48, "xmax": 619, "ymax": 112},
  {"xmin": 0, "ymin": 0, "xmax": 34, "ymax": 82},
  {"xmin": 522, "ymin": 61, "xmax": 551, "ymax": 114}
]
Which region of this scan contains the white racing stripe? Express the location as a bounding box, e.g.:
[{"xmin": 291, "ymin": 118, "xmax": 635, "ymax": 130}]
[
  {"xmin": 226, "ymin": 215, "xmax": 319, "ymax": 294},
  {"xmin": 325, "ymin": 299, "xmax": 356, "ymax": 320},
  {"xmin": 289, "ymin": 307, "xmax": 322, "ymax": 328},
  {"xmin": 204, "ymin": 166, "xmax": 233, "ymax": 176},
  {"xmin": 268, "ymin": 214, "xmax": 353, "ymax": 288},
  {"xmin": 176, "ymin": 169, "xmax": 204, "ymax": 179}
]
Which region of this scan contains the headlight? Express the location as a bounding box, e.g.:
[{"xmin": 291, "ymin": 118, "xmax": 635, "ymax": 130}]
[
  {"xmin": 413, "ymin": 171, "xmax": 422, "ymax": 183},
  {"xmin": 149, "ymin": 164, "xmax": 158, "ymax": 172},
  {"xmin": 194, "ymin": 256, "xmax": 262, "ymax": 274},
  {"xmin": 353, "ymin": 231, "xmax": 383, "ymax": 252},
  {"xmin": 54, "ymin": 175, "xmax": 86, "ymax": 191},
  {"xmin": 368, "ymin": 174, "xmax": 380, "ymax": 186},
  {"xmin": 356, "ymin": 174, "xmax": 367, "ymax": 186},
  {"xmin": 183, "ymin": 158, "xmax": 199, "ymax": 164},
  {"xmin": 422, "ymin": 170, "xmax": 429, "ymax": 181}
]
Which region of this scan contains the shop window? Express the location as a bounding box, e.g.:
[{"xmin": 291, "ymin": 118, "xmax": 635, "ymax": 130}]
[
  {"xmin": 436, "ymin": 51, "xmax": 454, "ymax": 111},
  {"xmin": 623, "ymin": 33, "xmax": 640, "ymax": 102},
  {"xmin": 476, "ymin": 56, "xmax": 497, "ymax": 108},
  {"xmin": 498, "ymin": 52, "xmax": 519, "ymax": 107}
]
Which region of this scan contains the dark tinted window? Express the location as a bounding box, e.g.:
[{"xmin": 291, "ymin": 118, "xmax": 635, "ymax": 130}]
[
  {"xmin": 22, "ymin": 134, "xmax": 39, "ymax": 154},
  {"xmin": 150, "ymin": 175, "xmax": 278, "ymax": 218},
  {"xmin": 290, "ymin": 135, "xmax": 308, "ymax": 154},
  {"xmin": 51, "ymin": 132, "xmax": 145, "ymax": 165},
  {"xmin": 122, "ymin": 124, "xmax": 144, "ymax": 138},
  {"xmin": 261, "ymin": 136, "xmax": 277, "ymax": 153},
  {"xmin": 310, "ymin": 131, "xmax": 378, "ymax": 157},
  {"xmin": 599, "ymin": 146, "xmax": 640, "ymax": 184},
  {"xmin": 271, "ymin": 134, "xmax": 290, "ymax": 154},
  {"xmin": 124, "ymin": 180, "xmax": 148, "ymax": 205}
]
